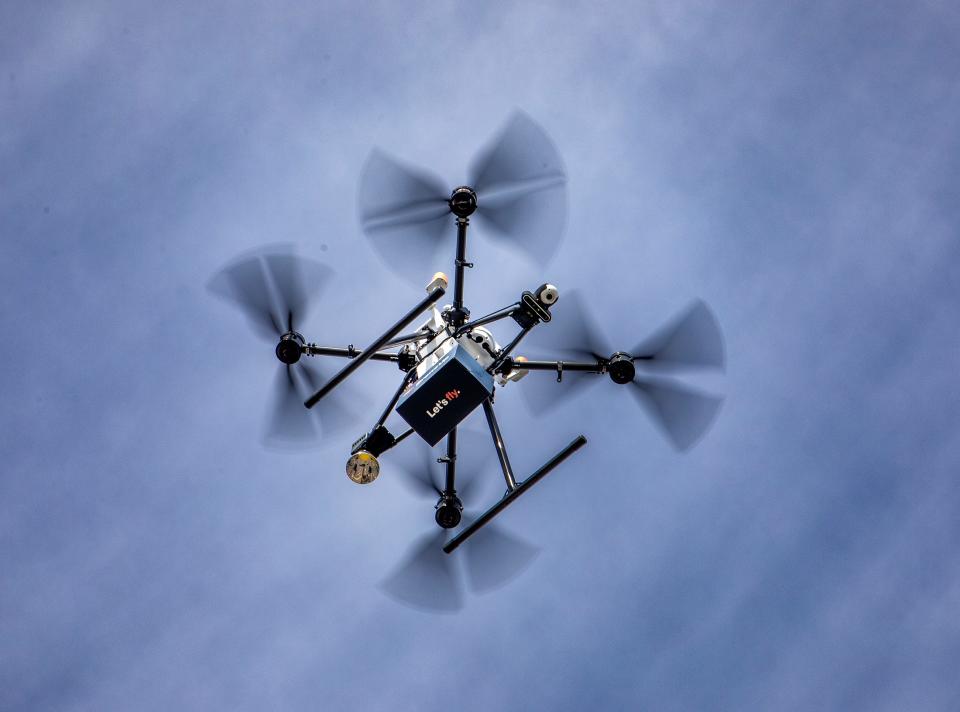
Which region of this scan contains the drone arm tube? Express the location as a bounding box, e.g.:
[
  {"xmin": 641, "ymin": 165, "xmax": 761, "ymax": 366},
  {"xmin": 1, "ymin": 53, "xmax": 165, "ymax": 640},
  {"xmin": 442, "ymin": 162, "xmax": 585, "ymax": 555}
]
[
  {"xmin": 481, "ymin": 398, "xmax": 517, "ymax": 491},
  {"xmin": 444, "ymin": 427, "xmax": 458, "ymax": 493},
  {"xmin": 304, "ymin": 285, "xmax": 446, "ymax": 409},
  {"xmin": 304, "ymin": 335, "xmax": 441, "ymax": 359},
  {"xmin": 383, "ymin": 330, "xmax": 436, "ymax": 348},
  {"xmin": 454, "ymin": 303, "xmax": 521, "ymax": 336},
  {"xmin": 488, "ymin": 325, "xmax": 536, "ymax": 373},
  {"xmin": 392, "ymin": 428, "xmax": 415, "ymax": 447},
  {"xmin": 374, "ymin": 370, "xmax": 416, "ymax": 430},
  {"xmin": 501, "ymin": 359, "xmax": 605, "ymax": 373},
  {"xmin": 304, "ymin": 345, "xmax": 400, "ymax": 362},
  {"xmin": 443, "ymin": 435, "xmax": 588, "ymax": 554},
  {"xmin": 452, "ymin": 218, "xmax": 469, "ymax": 320}
]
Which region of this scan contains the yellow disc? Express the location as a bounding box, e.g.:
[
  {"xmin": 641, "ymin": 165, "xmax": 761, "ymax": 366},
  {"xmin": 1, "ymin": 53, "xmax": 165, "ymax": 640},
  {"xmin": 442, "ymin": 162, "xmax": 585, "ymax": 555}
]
[{"xmin": 345, "ymin": 450, "xmax": 380, "ymax": 484}]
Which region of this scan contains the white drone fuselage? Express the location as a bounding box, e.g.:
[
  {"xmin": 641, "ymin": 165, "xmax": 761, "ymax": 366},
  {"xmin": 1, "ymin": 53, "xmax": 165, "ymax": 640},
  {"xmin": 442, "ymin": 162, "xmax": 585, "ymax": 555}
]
[{"xmin": 409, "ymin": 307, "xmax": 523, "ymax": 388}]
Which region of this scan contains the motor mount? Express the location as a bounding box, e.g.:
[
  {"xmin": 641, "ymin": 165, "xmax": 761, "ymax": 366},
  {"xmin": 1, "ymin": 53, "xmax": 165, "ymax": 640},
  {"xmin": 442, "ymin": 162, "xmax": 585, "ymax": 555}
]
[
  {"xmin": 435, "ymin": 493, "xmax": 463, "ymax": 529},
  {"xmin": 276, "ymin": 331, "xmax": 305, "ymax": 365},
  {"xmin": 449, "ymin": 186, "xmax": 478, "ymax": 218},
  {"xmin": 351, "ymin": 424, "xmax": 397, "ymax": 457},
  {"xmin": 397, "ymin": 344, "xmax": 418, "ymax": 372},
  {"xmin": 607, "ymin": 352, "xmax": 635, "ymax": 384},
  {"xmin": 512, "ymin": 283, "xmax": 559, "ymax": 329}
]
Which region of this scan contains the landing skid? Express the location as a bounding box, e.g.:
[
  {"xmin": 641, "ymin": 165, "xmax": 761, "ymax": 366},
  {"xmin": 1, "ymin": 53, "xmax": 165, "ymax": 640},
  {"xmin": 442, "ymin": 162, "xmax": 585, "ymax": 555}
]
[{"xmin": 443, "ymin": 434, "xmax": 587, "ymax": 553}]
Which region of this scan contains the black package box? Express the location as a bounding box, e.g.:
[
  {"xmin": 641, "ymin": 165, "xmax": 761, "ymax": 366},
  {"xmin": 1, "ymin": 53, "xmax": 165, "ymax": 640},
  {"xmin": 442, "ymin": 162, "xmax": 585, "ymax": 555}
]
[{"xmin": 396, "ymin": 344, "xmax": 494, "ymax": 445}]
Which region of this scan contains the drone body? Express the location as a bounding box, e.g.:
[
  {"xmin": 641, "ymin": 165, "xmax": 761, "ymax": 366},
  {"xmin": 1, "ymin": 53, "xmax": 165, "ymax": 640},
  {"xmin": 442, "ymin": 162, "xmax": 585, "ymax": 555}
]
[{"xmin": 209, "ymin": 111, "xmax": 725, "ymax": 609}]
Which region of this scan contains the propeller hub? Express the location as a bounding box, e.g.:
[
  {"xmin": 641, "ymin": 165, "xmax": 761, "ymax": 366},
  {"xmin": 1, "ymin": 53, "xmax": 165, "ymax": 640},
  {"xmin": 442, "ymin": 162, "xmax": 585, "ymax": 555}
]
[
  {"xmin": 449, "ymin": 186, "xmax": 478, "ymax": 218},
  {"xmin": 435, "ymin": 494, "xmax": 463, "ymax": 529},
  {"xmin": 607, "ymin": 352, "xmax": 635, "ymax": 384},
  {"xmin": 276, "ymin": 332, "xmax": 305, "ymax": 365}
]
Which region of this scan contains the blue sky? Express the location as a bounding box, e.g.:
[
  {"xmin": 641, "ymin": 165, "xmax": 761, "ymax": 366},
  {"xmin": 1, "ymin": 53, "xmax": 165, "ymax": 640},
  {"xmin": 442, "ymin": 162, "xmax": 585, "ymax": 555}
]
[{"xmin": 2, "ymin": 1, "xmax": 959, "ymax": 710}]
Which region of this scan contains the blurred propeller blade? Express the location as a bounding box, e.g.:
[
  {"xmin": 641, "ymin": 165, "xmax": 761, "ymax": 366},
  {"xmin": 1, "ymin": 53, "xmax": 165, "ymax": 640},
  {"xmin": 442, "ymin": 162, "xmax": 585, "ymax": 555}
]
[
  {"xmin": 296, "ymin": 360, "xmax": 358, "ymax": 438},
  {"xmin": 265, "ymin": 360, "xmax": 362, "ymax": 448},
  {"xmin": 476, "ymin": 188, "xmax": 567, "ymax": 265},
  {"xmin": 628, "ymin": 377, "xmax": 724, "ymax": 451},
  {"xmin": 208, "ymin": 254, "xmax": 280, "ymax": 340},
  {"xmin": 393, "ymin": 429, "xmax": 492, "ymax": 501},
  {"xmin": 632, "ymin": 300, "xmax": 725, "ymax": 371},
  {"xmin": 394, "ymin": 442, "xmax": 443, "ymax": 499},
  {"xmin": 380, "ymin": 530, "xmax": 463, "ymax": 613},
  {"xmin": 462, "ymin": 519, "xmax": 539, "ymax": 594},
  {"xmin": 382, "ymin": 427, "xmax": 540, "ymax": 609},
  {"xmin": 266, "ymin": 365, "xmax": 318, "ymax": 445},
  {"xmin": 469, "ymin": 111, "xmax": 566, "ymax": 197},
  {"xmin": 524, "ymin": 290, "xmax": 609, "ymax": 361},
  {"xmin": 360, "ymin": 149, "xmax": 451, "ymax": 228},
  {"xmin": 358, "ymin": 149, "xmax": 452, "ymax": 277},
  {"xmin": 263, "ymin": 252, "xmax": 333, "ymax": 331},
  {"xmin": 519, "ymin": 290, "xmax": 608, "ymax": 414},
  {"xmin": 209, "ymin": 247, "xmax": 350, "ymax": 447},
  {"xmin": 469, "ymin": 112, "xmax": 567, "ymax": 263},
  {"xmin": 450, "ymin": 427, "xmax": 493, "ymax": 504},
  {"xmin": 520, "ymin": 291, "xmax": 725, "ymax": 450},
  {"xmin": 208, "ymin": 247, "xmax": 334, "ymax": 340},
  {"xmin": 520, "ymin": 369, "xmax": 598, "ymax": 416}
]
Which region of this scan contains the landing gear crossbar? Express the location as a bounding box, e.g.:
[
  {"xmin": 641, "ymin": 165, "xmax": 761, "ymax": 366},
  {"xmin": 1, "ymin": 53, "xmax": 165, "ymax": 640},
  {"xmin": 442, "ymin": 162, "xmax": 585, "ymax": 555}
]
[{"xmin": 443, "ymin": 434, "xmax": 588, "ymax": 553}]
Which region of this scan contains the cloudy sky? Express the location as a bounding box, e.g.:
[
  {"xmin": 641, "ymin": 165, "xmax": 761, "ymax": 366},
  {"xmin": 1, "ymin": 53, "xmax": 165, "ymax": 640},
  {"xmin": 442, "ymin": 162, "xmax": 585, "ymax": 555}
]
[{"xmin": 3, "ymin": 1, "xmax": 959, "ymax": 710}]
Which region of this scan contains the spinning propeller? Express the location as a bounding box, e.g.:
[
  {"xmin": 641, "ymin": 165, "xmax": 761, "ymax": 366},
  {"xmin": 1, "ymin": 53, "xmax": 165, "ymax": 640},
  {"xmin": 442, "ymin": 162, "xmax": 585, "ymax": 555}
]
[
  {"xmin": 208, "ymin": 247, "xmax": 358, "ymax": 446},
  {"xmin": 381, "ymin": 430, "xmax": 539, "ymax": 612},
  {"xmin": 358, "ymin": 111, "xmax": 567, "ymax": 279},
  {"xmin": 522, "ymin": 291, "xmax": 726, "ymax": 451}
]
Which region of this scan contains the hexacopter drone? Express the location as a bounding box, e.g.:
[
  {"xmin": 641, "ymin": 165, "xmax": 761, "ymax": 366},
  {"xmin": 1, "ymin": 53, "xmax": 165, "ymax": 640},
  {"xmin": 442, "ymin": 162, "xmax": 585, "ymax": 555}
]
[{"xmin": 210, "ymin": 112, "xmax": 725, "ymax": 606}]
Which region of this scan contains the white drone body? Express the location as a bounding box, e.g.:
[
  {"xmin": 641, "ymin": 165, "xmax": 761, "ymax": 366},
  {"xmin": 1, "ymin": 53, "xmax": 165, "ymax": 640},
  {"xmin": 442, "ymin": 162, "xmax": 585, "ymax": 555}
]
[{"xmin": 405, "ymin": 306, "xmax": 526, "ymax": 389}]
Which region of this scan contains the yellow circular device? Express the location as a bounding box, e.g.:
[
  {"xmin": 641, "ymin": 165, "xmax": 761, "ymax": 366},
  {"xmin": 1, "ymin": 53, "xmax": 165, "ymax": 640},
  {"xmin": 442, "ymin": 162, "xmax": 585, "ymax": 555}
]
[{"xmin": 345, "ymin": 450, "xmax": 380, "ymax": 484}]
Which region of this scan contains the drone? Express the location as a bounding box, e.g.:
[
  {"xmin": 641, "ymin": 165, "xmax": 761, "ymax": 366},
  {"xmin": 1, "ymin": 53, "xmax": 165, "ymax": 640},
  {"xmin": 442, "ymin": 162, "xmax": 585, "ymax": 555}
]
[{"xmin": 210, "ymin": 112, "xmax": 725, "ymax": 608}]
